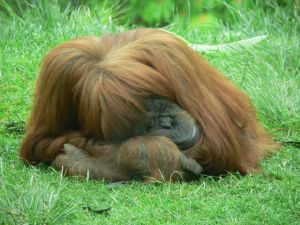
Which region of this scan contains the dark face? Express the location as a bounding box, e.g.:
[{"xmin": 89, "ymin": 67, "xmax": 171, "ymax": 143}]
[{"xmin": 134, "ymin": 98, "xmax": 201, "ymax": 150}]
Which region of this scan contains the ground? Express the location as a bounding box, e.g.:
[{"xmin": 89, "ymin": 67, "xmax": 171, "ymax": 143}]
[{"xmin": 0, "ymin": 2, "xmax": 299, "ymax": 224}]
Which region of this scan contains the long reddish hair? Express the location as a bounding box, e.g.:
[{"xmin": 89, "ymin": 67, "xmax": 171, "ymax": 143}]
[{"xmin": 20, "ymin": 29, "xmax": 278, "ymax": 175}]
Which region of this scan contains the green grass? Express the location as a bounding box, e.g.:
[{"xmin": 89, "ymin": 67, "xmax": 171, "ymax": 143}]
[{"xmin": 0, "ymin": 1, "xmax": 299, "ymax": 224}]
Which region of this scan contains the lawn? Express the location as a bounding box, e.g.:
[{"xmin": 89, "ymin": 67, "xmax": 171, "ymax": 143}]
[{"xmin": 0, "ymin": 1, "xmax": 299, "ymax": 224}]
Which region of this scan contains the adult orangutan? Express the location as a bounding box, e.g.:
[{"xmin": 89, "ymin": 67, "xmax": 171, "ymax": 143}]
[{"xmin": 20, "ymin": 28, "xmax": 278, "ymax": 182}]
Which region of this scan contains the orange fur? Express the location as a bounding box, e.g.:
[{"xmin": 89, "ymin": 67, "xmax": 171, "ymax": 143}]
[{"xmin": 20, "ymin": 29, "xmax": 278, "ymax": 180}]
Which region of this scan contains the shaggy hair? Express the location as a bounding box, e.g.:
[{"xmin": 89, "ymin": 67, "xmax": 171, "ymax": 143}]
[{"xmin": 20, "ymin": 29, "xmax": 278, "ymax": 179}]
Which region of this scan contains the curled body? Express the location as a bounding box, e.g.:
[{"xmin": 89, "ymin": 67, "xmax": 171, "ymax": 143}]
[{"xmin": 20, "ymin": 28, "xmax": 278, "ymax": 182}]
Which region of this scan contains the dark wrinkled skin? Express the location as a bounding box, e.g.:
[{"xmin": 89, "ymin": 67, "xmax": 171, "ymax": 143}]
[{"xmin": 134, "ymin": 98, "xmax": 201, "ymax": 150}]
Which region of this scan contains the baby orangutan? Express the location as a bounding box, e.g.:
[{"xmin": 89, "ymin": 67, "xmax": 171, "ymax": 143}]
[{"xmin": 53, "ymin": 98, "xmax": 203, "ymax": 182}]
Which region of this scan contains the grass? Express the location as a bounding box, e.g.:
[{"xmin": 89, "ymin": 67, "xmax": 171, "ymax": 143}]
[{"xmin": 0, "ymin": 1, "xmax": 299, "ymax": 224}]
